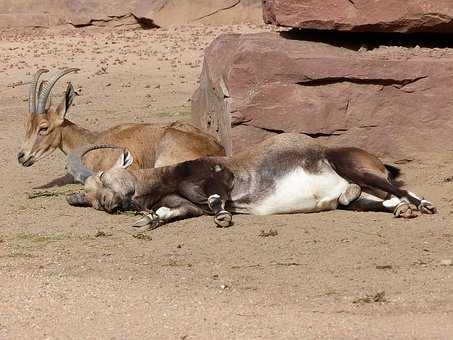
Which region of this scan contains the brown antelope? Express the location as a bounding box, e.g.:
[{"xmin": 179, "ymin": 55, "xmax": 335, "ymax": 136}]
[
  {"xmin": 18, "ymin": 68, "xmax": 225, "ymax": 182},
  {"xmin": 66, "ymin": 133, "xmax": 436, "ymax": 228}
]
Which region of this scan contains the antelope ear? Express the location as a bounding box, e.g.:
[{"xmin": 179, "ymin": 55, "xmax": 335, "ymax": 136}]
[
  {"xmin": 55, "ymin": 82, "xmax": 76, "ymax": 123},
  {"xmin": 114, "ymin": 150, "xmax": 134, "ymax": 169},
  {"xmin": 66, "ymin": 192, "xmax": 91, "ymax": 207}
]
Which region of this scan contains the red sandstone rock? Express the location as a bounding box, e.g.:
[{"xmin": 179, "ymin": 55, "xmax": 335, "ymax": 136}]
[
  {"xmin": 0, "ymin": 0, "xmax": 262, "ymax": 28},
  {"xmin": 192, "ymin": 32, "xmax": 453, "ymax": 158},
  {"xmin": 263, "ymin": 0, "xmax": 453, "ymax": 33}
]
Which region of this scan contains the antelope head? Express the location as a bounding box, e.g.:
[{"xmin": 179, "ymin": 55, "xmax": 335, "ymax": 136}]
[
  {"xmin": 18, "ymin": 68, "xmax": 79, "ymax": 167},
  {"xmin": 66, "ymin": 144, "xmax": 137, "ymax": 213}
]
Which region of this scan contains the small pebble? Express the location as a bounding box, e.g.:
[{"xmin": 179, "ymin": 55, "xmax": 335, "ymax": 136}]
[{"xmin": 440, "ymin": 259, "xmax": 452, "ymax": 266}]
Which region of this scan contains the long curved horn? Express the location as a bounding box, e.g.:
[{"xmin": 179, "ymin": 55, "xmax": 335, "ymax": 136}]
[
  {"xmin": 66, "ymin": 144, "xmax": 123, "ymax": 184},
  {"xmin": 66, "ymin": 192, "xmax": 91, "ymax": 207},
  {"xmin": 36, "ymin": 68, "xmax": 79, "ymax": 113},
  {"xmin": 29, "ymin": 69, "xmax": 49, "ymax": 113}
]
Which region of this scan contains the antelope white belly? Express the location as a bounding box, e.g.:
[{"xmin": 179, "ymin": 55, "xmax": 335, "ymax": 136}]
[{"xmin": 251, "ymin": 167, "xmax": 349, "ymax": 215}]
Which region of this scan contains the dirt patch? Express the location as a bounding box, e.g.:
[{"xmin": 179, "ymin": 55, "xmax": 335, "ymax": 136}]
[{"xmin": 1, "ymin": 24, "xmax": 453, "ymax": 339}]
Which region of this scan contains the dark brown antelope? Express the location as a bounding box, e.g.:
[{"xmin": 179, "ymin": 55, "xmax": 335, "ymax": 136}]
[
  {"xmin": 66, "ymin": 133, "xmax": 436, "ymax": 228},
  {"xmin": 18, "ymin": 68, "xmax": 225, "ymax": 182}
]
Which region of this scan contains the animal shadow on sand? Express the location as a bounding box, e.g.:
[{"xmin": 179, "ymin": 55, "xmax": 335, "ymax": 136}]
[{"xmin": 33, "ymin": 173, "xmax": 75, "ymax": 190}]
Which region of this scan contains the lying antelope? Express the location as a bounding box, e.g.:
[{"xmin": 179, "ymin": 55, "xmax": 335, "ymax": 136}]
[
  {"xmin": 18, "ymin": 69, "xmax": 224, "ymax": 181},
  {"xmin": 66, "ymin": 133, "xmax": 436, "ymax": 228}
]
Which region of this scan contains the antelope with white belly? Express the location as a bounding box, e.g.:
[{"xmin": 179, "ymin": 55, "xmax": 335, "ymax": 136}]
[{"xmin": 66, "ymin": 133, "xmax": 436, "ymax": 228}]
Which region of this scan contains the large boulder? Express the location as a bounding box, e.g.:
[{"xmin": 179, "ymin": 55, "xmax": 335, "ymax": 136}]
[
  {"xmin": 0, "ymin": 0, "xmax": 262, "ymax": 28},
  {"xmin": 151, "ymin": 0, "xmax": 262, "ymax": 27},
  {"xmin": 192, "ymin": 32, "xmax": 453, "ymax": 158},
  {"xmin": 263, "ymin": 0, "xmax": 453, "ymax": 34}
]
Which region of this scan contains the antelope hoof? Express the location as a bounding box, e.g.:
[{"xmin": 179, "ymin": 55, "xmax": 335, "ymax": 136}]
[
  {"xmin": 214, "ymin": 210, "xmax": 232, "ymax": 228},
  {"xmin": 418, "ymin": 200, "xmax": 437, "ymax": 214},
  {"xmin": 394, "ymin": 202, "xmax": 416, "ymax": 219},
  {"xmin": 338, "ymin": 184, "xmax": 362, "ymax": 205},
  {"xmin": 132, "ymin": 211, "xmax": 162, "ymax": 229}
]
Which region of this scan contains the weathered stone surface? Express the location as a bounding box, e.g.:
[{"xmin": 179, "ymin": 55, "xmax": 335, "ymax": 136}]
[
  {"xmin": 0, "ymin": 0, "xmax": 262, "ymax": 28},
  {"xmin": 263, "ymin": 0, "xmax": 453, "ymax": 34},
  {"xmin": 192, "ymin": 32, "xmax": 453, "ymax": 158},
  {"xmin": 152, "ymin": 0, "xmax": 262, "ymax": 27}
]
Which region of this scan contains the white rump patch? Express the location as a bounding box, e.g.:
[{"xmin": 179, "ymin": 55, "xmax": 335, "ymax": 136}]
[{"xmin": 252, "ymin": 166, "xmax": 349, "ymax": 215}]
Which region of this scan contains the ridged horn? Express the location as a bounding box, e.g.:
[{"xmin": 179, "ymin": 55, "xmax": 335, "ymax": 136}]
[
  {"xmin": 29, "ymin": 69, "xmax": 49, "ymax": 113},
  {"xmin": 36, "ymin": 68, "xmax": 79, "ymax": 114},
  {"xmin": 66, "ymin": 192, "xmax": 91, "ymax": 207},
  {"xmin": 66, "ymin": 144, "xmax": 123, "ymax": 184}
]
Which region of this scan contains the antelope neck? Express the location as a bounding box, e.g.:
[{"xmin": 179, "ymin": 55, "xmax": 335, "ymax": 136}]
[{"xmin": 59, "ymin": 120, "xmax": 98, "ymax": 155}]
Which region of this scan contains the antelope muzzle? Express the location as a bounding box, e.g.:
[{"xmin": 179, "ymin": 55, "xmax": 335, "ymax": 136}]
[{"xmin": 17, "ymin": 151, "xmax": 35, "ymax": 167}]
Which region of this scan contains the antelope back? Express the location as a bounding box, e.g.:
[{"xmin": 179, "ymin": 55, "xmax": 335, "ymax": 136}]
[{"xmin": 154, "ymin": 124, "xmax": 225, "ymax": 167}]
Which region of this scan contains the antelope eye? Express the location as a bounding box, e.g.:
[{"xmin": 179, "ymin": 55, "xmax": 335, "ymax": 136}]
[{"xmin": 38, "ymin": 126, "xmax": 48, "ymax": 135}]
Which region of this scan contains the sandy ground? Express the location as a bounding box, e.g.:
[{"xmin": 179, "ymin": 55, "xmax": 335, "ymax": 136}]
[{"xmin": 1, "ymin": 24, "xmax": 453, "ymax": 339}]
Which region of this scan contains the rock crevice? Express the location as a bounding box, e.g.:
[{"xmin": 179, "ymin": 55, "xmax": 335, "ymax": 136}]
[{"xmin": 297, "ymin": 76, "xmax": 427, "ymax": 88}]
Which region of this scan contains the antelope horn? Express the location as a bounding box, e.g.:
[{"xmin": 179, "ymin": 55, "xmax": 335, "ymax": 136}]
[
  {"xmin": 66, "ymin": 192, "xmax": 91, "ymax": 207},
  {"xmin": 66, "ymin": 143, "xmax": 124, "ymax": 184},
  {"xmin": 36, "ymin": 68, "xmax": 79, "ymax": 114},
  {"xmin": 29, "ymin": 69, "xmax": 49, "ymax": 113}
]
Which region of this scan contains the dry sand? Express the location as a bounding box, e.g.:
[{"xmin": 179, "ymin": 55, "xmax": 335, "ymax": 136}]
[{"xmin": 1, "ymin": 24, "xmax": 453, "ymax": 339}]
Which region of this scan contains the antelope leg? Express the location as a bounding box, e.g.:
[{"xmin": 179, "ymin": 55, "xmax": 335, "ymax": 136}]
[{"xmin": 132, "ymin": 194, "xmax": 204, "ymax": 229}]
